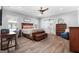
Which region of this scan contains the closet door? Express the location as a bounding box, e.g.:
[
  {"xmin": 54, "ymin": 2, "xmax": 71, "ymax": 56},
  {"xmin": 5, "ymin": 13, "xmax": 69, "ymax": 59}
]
[{"xmin": 70, "ymin": 27, "xmax": 79, "ymax": 52}]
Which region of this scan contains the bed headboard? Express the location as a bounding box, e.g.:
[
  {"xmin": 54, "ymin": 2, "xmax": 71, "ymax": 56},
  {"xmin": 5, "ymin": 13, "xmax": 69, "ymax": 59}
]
[{"xmin": 22, "ymin": 23, "xmax": 33, "ymax": 29}]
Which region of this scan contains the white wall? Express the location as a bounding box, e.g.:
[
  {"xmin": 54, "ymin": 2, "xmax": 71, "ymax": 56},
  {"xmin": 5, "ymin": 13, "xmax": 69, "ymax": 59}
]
[
  {"xmin": 40, "ymin": 11, "xmax": 78, "ymax": 34},
  {"xmin": 77, "ymin": 9, "xmax": 79, "ymax": 25},
  {"xmin": 2, "ymin": 9, "xmax": 39, "ymax": 29},
  {"xmin": 1, "ymin": 8, "xmax": 79, "ymax": 34},
  {"xmin": 54, "ymin": 11, "xmax": 78, "ymax": 27}
]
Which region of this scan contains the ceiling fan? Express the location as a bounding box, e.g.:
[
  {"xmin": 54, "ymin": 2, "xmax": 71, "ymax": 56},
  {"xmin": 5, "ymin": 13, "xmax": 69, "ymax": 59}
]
[{"xmin": 38, "ymin": 7, "xmax": 48, "ymax": 14}]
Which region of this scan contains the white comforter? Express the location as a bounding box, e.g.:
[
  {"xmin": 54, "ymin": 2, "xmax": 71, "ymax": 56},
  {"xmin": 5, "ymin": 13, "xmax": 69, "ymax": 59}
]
[
  {"xmin": 22, "ymin": 28, "xmax": 44, "ymax": 34},
  {"xmin": 22, "ymin": 29, "xmax": 33, "ymax": 35}
]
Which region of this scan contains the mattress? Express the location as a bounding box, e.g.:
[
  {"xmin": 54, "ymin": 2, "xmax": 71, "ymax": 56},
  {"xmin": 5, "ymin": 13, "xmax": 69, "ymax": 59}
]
[
  {"xmin": 22, "ymin": 29, "xmax": 33, "ymax": 36},
  {"xmin": 22, "ymin": 28, "xmax": 44, "ymax": 36}
]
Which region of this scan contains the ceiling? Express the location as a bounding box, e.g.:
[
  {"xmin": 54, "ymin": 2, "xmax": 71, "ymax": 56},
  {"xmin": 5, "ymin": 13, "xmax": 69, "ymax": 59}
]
[{"xmin": 3, "ymin": 6, "xmax": 79, "ymax": 19}]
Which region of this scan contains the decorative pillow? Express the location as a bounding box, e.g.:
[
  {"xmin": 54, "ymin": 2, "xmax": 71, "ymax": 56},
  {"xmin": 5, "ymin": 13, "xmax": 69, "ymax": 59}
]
[
  {"xmin": 65, "ymin": 28, "xmax": 69, "ymax": 32},
  {"xmin": 23, "ymin": 25, "xmax": 33, "ymax": 29}
]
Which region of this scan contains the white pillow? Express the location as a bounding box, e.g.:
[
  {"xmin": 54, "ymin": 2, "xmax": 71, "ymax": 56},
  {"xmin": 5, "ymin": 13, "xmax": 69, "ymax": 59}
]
[{"xmin": 65, "ymin": 28, "xmax": 69, "ymax": 32}]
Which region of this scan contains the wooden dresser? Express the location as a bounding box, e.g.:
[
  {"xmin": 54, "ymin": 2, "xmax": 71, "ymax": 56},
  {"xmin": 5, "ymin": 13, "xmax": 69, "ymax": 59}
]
[
  {"xmin": 56, "ymin": 24, "xmax": 66, "ymax": 36},
  {"xmin": 69, "ymin": 27, "xmax": 79, "ymax": 52}
]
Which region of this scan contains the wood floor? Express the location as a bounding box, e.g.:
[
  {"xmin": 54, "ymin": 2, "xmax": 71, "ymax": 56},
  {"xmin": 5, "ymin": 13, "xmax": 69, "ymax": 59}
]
[{"xmin": 0, "ymin": 34, "xmax": 69, "ymax": 53}]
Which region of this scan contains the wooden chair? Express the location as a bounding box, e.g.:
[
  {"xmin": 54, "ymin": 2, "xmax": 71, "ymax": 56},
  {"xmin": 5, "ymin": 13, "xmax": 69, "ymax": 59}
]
[
  {"xmin": 0, "ymin": 29, "xmax": 18, "ymax": 52},
  {"xmin": 0, "ymin": 29, "xmax": 9, "ymax": 50},
  {"xmin": 14, "ymin": 29, "xmax": 19, "ymax": 49}
]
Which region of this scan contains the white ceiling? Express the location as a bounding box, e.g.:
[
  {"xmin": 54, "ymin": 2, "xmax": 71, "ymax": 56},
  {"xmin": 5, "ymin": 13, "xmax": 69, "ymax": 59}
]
[{"xmin": 3, "ymin": 6, "xmax": 79, "ymax": 18}]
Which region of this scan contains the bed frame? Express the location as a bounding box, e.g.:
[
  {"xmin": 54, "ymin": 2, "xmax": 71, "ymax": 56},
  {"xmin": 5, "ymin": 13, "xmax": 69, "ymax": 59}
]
[
  {"xmin": 21, "ymin": 23, "xmax": 33, "ymax": 29},
  {"xmin": 21, "ymin": 23, "xmax": 48, "ymax": 41},
  {"xmin": 21, "ymin": 23, "xmax": 33, "ymax": 39}
]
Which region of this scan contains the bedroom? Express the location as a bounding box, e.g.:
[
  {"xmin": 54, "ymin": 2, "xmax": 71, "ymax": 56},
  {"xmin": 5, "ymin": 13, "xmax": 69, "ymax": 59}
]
[{"xmin": 0, "ymin": 6, "xmax": 79, "ymax": 53}]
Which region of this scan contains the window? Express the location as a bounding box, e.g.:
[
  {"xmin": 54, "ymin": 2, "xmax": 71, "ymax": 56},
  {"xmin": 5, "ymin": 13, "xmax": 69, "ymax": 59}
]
[
  {"xmin": 6, "ymin": 15, "xmax": 18, "ymax": 29},
  {"xmin": 41, "ymin": 18, "xmax": 58, "ymax": 34}
]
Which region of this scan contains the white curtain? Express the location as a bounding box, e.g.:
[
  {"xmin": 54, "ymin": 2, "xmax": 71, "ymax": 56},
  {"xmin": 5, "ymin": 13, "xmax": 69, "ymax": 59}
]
[{"xmin": 40, "ymin": 18, "xmax": 58, "ymax": 34}]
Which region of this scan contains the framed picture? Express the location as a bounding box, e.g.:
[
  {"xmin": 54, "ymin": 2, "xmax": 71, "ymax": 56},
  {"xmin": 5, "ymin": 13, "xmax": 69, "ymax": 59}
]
[
  {"xmin": 58, "ymin": 18, "xmax": 64, "ymax": 24},
  {"xmin": 23, "ymin": 18, "xmax": 31, "ymax": 22}
]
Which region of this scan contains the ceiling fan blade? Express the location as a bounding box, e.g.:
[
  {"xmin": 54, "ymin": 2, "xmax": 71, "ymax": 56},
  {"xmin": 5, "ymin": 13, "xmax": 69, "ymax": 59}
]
[{"xmin": 44, "ymin": 8, "xmax": 48, "ymax": 11}]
